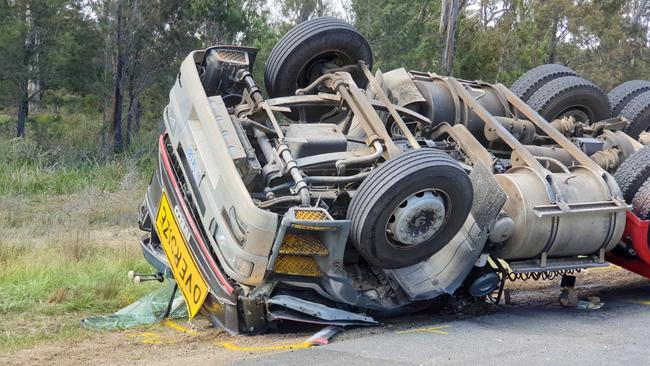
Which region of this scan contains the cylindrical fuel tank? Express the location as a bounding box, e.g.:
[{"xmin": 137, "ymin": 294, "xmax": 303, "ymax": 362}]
[
  {"xmin": 414, "ymin": 80, "xmax": 507, "ymax": 143},
  {"xmin": 492, "ymin": 166, "xmax": 625, "ymax": 260}
]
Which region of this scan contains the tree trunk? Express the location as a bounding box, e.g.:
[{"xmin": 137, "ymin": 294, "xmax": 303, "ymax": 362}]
[
  {"xmin": 633, "ymin": 0, "xmax": 649, "ymax": 27},
  {"xmin": 546, "ymin": 17, "xmax": 559, "ymax": 64},
  {"xmin": 17, "ymin": 3, "xmax": 36, "ymax": 137},
  {"xmin": 26, "ymin": 4, "xmax": 41, "ymax": 114},
  {"xmin": 16, "ymin": 94, "xmax": 29, "ymax": 138},
  {"xmin": 297, "ymin": 1, "xmax": 316, "ymax": 23},
  {"xmin": 125, "ymin": 95, "xmax": 142, "ymax": 144},
  {"xmin": 440, "ymin": 0, "xmax": 461, "ymax": 75},
  {"xmin": 125, "ymin": 73, "xmax": 136, "ymax": 146},
  {"xmin": 134, "ymin": 98, "xmax": 142, "ymax": 135},
  {"xmin": 111, "ymin": 0, "xmax": 125, "ymax": 153}
]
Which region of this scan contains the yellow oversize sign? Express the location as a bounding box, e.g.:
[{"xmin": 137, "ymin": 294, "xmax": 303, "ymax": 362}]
[{"xmin": 156, "ymin": 191, "xmax": 209, "ymax": 319}]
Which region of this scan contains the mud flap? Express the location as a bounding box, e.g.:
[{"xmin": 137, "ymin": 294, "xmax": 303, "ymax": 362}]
[
  {"xmin": 267, "ymin": 295, "xmax": 377, "ymax": 326},
  {"xmin": 202, "ymin": 295, "xmax": 239, "ymax": 335},
  {"xmin": 239, "ymin": 297, "xmax": 267, "ymax": 334}
]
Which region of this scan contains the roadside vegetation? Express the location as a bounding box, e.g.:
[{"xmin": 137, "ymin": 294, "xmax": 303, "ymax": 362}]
[{"xmin": 0, "ymin": 111, "xmax": 158, "ymax": 352}]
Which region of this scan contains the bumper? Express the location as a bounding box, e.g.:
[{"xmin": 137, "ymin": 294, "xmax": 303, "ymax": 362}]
[
  {"xmin": 139, "ymin": 236, "xmax": 173, "ymax": 279},
  {"xmin": 606, "ymin": 211, "xmax": 650, "ymax": 279}
]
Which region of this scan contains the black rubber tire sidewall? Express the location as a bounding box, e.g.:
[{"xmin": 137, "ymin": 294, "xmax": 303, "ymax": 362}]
[
  {"xmin": 265, "ymin": 17, "xmax": 373, "ymax": 98},
  {"xmin": 348, "ymin": 149, "xmax": 473, "ymax": 269}
]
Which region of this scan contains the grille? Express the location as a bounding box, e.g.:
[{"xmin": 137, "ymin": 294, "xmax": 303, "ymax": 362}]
[
  {"xmin": 216, "ymin": 50, "xmax": 248, "ymax": 64},
  {"xmin": 294, "ymin": 209, "xmax": 330, "ymax": 221},
  {"xmin": 273, "ymin": 255, "xmax": 322, "ymax": 277},
  {"xmin": 279, "ymin": 234, "xmax": 329, "ymax": 256}
]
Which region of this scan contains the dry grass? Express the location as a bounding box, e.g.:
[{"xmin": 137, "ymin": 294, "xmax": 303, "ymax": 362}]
[{"xmin": 0, "ymin": 169, "xmax": 158, "ymax": 353}]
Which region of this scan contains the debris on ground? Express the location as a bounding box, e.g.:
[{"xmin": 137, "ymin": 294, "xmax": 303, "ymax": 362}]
[
  {"xmin": 576, "ymin": 297, "xmax": 605, "ymax": 310},
  {"xmin": 81, "ymin": 281, "xmax": 186, "ymax": 330}
]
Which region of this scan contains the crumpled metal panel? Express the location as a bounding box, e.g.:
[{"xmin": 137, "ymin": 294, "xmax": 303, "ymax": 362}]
[
  {"xmin": 267, "ymin": 310, "xmax": 374, "ymax": 327},
  {"xmin": 388, "ymin": 216, "xmax": 486, "ymax": 300},
  {"xmin": 267, "ymin": 295, "xmax": 376, "ymax": 323},
  {"xmin": 380, "ymin": 68, "xmax": 426, "ymax": 106}
]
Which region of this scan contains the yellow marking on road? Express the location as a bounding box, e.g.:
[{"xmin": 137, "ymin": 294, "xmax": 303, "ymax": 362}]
[
  {"xmin": 396, "ymin": 325, "xmax": 450, "ymax": 335},
  {"xmin": 217, "ymin": 341, "xmax": 314, "ymax": 351},
  {"xmin": 633, "ymin": 299, "xmax": 650, "ymax": 306},
  {"xmin": 127, "ymin": 332, "xmax": 166, "ymax": 345},
  {"xmin": 163, "ymin": 318, "xmax": 198, "ymax": 335}
]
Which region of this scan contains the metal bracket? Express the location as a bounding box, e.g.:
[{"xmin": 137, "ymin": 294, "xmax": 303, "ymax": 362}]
[{"xmin": 533, "ymin": 200, "xmax": 630, "ymax": 217}]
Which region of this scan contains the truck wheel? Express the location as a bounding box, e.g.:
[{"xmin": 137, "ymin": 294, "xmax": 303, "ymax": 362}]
[
  {"xmin": 614, "ymin": 146, "xmax": 650, "ymax": 202},
  {"xmin": 264, "ymin": 17, "xmax": 373, "ymax": 98},
  {"xmin": 619, "ymin": 90, "xmax": 650, "ymax": 139},
  {"xmin": 608, "ymin": 80, "xmax": 650, "ymax": 116},
  {"xmin": 347, "ymin": 149, "xmax": 473, "ymax": 269},
  {"xmin": 510, "ymin": 64, "xmax": 578, "ymax": 102},
  {"xmin": 632, "ymin": 179, "xmax": 650, "ymax": 219},
  {"xmin": 526, "ymin": 75, "xmax": 611, "ymax": 124}
]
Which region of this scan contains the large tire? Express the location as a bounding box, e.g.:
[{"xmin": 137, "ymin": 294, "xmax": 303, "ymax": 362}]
[
  {"xmin": 510, "ymin": 64, "xmax": 579, "ymax": 102},
  {"xmin": 613, "ymin": 146, "xmax": 650, "ymax": 202},
  {"xmin": 347, "ymin": 149, "xmax": 473, "ymax": 269},
  {"xmin": 264, "ymin": 17, "xmax": 373, "ymax": 98},
  {"xmin": 632, "ymin": 179, "xmax": 650, "ymax": 219},
  {"xmin": 608, "ymin": 80, "xmax": 650, "ymax": 116},
  {"xmin": 619, "ymin": 90, "xmax": 650, "ymax": 138},
  {"xmin": 526, "ymin": 75, "xmax": 611, "ymax": 124}
]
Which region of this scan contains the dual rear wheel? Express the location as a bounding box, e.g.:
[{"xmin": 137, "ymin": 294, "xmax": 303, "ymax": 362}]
[
  {"xmin": 511, "ymin": 64, "xmax": 610, "ymax": 124},
  {"xmin": 512, "ymin": 65, "xmax": 650, "ymax": 138}
]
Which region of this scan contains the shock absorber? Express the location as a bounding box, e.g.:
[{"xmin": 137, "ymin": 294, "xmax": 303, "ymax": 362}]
[{"xmin": 236, "ymin": 70, "xmax": 311, "ymax": 206}]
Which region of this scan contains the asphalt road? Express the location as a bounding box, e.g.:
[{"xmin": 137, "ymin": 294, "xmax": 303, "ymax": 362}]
[{"xmin": 235, "ymin": 272, "xmax": 650, "ymax": 366}]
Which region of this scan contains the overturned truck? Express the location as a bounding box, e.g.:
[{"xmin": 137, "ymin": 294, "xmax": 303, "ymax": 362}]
[{"xmin": 135, "ymin": 17, "xmax": 650, "ymax": 334}]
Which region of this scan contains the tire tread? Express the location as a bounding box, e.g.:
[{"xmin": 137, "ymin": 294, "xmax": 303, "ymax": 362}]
[
  {"xmin": 619, "ymin": 90, "xmax": 650, "ymax": 138},
  {"xmin": 510, "ymin": 64, "xmax": 578, "ymax": 101},
  {"xmin": 614, "ymin": 146, "xmax": 650, "ymax": 202},
  {"xmin": 608, "ymin": 80, "xmax": 650, "ymax": 115},
  {"xmin": 526, "ymin": 75, "xmax": 610, "ymax": 122},
  {"xmin": 265, "ymin": 17, "xmax": 370, "ymax": 97},
  {"xmin": 348, "ymin": 149, "xmax": 471, "ymax": 268}
]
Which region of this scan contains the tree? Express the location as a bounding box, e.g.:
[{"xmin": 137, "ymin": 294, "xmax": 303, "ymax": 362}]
[
  {"xmin": 350, "ymin": 0, "xmax": 443, "ymax": 72},
  {"xmin": 0, "ymin": 0, "xmax": 100, "ymax": 137},
  {"xmin": 282, "ymin": 0, "xmax": 332, "ymax": 23},
  {"xmin": 88, "ymin": 0, "xmax": 266, "ymax": 152}
]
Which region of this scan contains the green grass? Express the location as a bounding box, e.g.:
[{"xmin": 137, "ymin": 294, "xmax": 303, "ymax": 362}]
[
  {"xmin": 0, "ymin": 244, "xmax": 156, "ymax": 314},
  {"xmin": 0, "ymin": 111, "xmax": 157, "ymax": 198},
  {"xmin": 0, "ymin": 239, "xmax": 159, "ymax": 353},
  {"xmin": 0, "ymin": 159, "xmax": 144, "ymax": 196},
  {"xmin": 0, "ymin": 110, "xmax": 164, "ymax": 353},
  {"xmin": 0, "ymin": 133, "xmax": 154, "ymax": 198}
]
